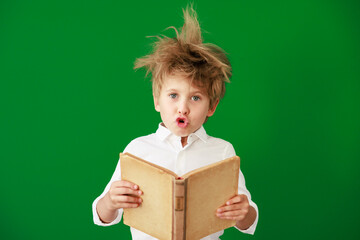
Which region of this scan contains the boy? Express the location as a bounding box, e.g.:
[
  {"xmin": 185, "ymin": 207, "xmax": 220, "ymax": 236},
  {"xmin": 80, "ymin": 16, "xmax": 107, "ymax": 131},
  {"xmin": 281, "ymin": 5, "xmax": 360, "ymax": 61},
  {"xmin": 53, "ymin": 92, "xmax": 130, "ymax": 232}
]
[{"xmin": 92, "ymin": 5, "xmax": 258, "ymax": 239}]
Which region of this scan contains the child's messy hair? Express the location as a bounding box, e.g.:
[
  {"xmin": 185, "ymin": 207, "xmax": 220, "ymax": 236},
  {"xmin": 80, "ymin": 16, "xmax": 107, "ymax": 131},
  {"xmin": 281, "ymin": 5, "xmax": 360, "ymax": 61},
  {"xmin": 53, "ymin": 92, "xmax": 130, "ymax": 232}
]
[{"xmin": 134, "ymin": 5, "xmax": 231, "ymax": 109}]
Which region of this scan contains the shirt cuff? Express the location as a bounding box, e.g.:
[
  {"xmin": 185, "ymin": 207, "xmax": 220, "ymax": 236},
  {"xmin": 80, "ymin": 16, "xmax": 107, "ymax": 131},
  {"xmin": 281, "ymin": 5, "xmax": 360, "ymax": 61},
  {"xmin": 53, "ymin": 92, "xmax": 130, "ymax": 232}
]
[
  {"xmin": 92, "ymin": 196, "xmax": 123, "ymax": 226},
  {"xmin": 234, "ymin": 201, "xmax": 259, "ymax": 235}
]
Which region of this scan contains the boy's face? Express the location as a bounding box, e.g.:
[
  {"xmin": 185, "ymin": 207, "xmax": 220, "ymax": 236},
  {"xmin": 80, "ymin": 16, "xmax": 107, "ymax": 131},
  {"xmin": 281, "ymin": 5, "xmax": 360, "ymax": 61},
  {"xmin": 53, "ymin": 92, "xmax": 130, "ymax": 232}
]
[{"xmin": 154, "ymin": 74, "xmax": 218, "ymax": 138}]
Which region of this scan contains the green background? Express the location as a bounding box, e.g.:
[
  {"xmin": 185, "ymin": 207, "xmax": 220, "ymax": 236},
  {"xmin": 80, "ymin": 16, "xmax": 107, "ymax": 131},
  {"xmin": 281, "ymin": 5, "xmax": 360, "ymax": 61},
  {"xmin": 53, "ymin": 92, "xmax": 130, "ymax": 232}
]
[{"xmin": 1, "ymin": 0, "xmax": 359, "ymax": 239}]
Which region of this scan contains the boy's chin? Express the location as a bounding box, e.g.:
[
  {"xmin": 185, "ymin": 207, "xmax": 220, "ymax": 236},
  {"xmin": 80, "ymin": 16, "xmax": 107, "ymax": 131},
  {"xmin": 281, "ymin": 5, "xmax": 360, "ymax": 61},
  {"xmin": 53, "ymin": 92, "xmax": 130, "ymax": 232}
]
[
  {"xmin": 173, "ymin": 131, "xmax": 189, "ymax": 137},
  {"xmin": 173, "ymin": 129, "xmax": 191, "ymax": 138}
]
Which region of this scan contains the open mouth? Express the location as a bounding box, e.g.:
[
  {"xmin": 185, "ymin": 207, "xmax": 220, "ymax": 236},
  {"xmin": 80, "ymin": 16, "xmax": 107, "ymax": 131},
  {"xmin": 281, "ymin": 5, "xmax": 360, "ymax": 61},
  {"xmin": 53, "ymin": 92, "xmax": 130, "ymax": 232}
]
[{"xmin": 176, "ymin": 117, "xmax": 188, "ymax": 128}]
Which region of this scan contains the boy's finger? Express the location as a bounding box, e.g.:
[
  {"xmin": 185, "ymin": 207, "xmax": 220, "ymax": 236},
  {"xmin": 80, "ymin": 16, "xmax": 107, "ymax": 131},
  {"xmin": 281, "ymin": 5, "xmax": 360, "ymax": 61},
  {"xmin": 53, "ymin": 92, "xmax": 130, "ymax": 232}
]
[
  {"xmin": 216, "ymin": 209, "xmax": 248, "ymax": 218},
  {"xmin": 217, "ymin": 203, "xmax": 242, "ymax": 213},
  {"xmin": 225, "ymin": 195, "xmax": 242, "ymax": 206},
  {"xmin": 110, "ymin": 186, "xmax": 143, "ymax": 197},
  {"xmin": 120, "ymin": 202, "xmax": 140, "ymax": 209},
  {"xmin": 227, "ymin": 194, "xmax": 249, "ymax": 206},
  {"xmin": 117, "ymin": 180, "xmax": 139, "ymax": 190},
  {"xmin": 117, "ymin": 188, "xmax": 143, "ymax": 196},
  {"xmin": 117, "ymin": 195, "xmax": 143, "ymax": 204},
  {"xmin": 217, "ymin": 215, "xmax": 244, "ymax": 221}
]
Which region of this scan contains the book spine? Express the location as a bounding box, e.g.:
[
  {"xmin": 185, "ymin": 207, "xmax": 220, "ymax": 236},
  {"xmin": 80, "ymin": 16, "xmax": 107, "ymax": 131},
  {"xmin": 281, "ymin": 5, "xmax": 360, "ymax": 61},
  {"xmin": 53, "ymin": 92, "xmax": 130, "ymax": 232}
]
[{"xmin": 173, "ymin": 179, "xmax": 186, "ymax": 240}]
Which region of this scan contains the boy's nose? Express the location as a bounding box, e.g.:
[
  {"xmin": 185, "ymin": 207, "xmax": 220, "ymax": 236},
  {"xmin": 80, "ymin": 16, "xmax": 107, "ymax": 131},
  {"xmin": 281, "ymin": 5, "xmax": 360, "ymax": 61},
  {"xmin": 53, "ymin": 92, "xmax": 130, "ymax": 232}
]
[{"xmin": 178, "ymin": 101, "xmax": 189, "ymax": 115}]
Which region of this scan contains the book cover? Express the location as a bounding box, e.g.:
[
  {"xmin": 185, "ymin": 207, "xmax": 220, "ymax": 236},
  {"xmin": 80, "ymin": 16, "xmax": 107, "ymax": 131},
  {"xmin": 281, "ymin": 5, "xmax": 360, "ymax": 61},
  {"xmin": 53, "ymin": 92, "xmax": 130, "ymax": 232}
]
[{"xmin": 120, "ymin": 152, "xmax": 240, "ymax": 240}]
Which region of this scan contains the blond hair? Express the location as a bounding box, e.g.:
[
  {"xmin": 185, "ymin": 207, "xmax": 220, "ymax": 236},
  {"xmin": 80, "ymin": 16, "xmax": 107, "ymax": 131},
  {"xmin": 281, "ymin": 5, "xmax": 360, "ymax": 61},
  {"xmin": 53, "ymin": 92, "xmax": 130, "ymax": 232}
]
[{"xmin": 134, "ymin": 5, "xmax": 231, "ymax": 109}]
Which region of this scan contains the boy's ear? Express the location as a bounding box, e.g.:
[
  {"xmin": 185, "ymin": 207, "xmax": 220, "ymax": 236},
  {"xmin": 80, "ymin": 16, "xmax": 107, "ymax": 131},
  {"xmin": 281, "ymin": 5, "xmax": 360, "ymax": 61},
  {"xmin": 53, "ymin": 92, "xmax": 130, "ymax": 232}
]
[
  {"xmin": 207, "ymin": 99, "xmax": 219, "ymax": 117},
  {"xmin": 153, "ymin": 94, "xmax": 160, "ymax": 112}
]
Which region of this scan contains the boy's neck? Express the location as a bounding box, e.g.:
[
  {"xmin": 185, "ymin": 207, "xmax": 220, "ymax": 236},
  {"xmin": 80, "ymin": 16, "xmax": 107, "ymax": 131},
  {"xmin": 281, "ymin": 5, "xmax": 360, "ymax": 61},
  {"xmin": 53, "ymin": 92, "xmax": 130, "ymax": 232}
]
[{"xmin": 181, "ymin": 136, "xmax": 188, "ymax": 147}]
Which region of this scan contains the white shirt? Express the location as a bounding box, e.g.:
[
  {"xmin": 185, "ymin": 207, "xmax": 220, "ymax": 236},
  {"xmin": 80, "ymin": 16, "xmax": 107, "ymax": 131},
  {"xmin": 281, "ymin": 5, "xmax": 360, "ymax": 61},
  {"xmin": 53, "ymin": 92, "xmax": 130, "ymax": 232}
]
[{"xmin": 92, "ymin": 124, "xmax": 258, "ymax": 239}]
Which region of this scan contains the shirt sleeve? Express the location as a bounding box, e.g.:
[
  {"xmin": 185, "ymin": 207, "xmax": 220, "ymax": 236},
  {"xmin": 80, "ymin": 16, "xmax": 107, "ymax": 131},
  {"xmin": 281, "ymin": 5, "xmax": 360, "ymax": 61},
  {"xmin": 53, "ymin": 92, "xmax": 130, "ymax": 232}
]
[
  {"xmin": 224, "ymin": 143, "xmax": 259, "ymax": 235},
  {"xmin": 92, "ymin": 158, "xmax": 124, "ymax": 226}
]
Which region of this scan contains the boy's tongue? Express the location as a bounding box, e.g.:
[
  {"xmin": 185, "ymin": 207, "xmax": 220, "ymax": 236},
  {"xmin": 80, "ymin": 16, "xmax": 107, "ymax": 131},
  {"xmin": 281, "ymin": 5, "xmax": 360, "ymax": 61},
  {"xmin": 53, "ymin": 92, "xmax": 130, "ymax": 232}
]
[{"xmin": 176, "ymin": 117, "xmax": 188, "ymax": 128}]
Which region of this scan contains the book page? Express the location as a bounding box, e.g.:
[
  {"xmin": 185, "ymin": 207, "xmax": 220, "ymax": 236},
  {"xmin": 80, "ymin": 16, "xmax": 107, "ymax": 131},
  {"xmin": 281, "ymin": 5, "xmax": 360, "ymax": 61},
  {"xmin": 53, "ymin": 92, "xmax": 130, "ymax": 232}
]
[
  {"xmin": 120, "ymin": 153, "xmax": 174, "ymax": 240},
  {"xmin": 184, "ymin": 156, "xmax": 240, "ymax": 239}
]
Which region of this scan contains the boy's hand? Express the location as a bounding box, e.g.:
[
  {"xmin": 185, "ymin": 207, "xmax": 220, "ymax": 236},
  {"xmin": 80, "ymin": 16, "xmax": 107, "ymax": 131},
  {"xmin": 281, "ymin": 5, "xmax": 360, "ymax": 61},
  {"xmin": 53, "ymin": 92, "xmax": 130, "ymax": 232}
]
[
  {"xmin": 105, "ymin": 180, "xmax": 143, "ymax": 210},
  {"xmin": 216, "ymin": 194, "xmax": 250, "ymax": 221}
]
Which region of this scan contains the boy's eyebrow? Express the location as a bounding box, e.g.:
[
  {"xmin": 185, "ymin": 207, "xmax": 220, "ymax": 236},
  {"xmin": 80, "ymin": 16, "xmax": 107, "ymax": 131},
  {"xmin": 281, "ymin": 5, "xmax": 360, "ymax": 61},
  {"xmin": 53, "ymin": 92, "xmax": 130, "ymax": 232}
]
[
  {"xmin": 191, "ymin": 90, "xmax": 205, "ymax": 95},
  {"xmin": 164, "ymin": 88, "xmax": 205, "ymax": 95},
  {"xmin": 165, "ymin": 88, "xmax": 178, "ymax": 93}
]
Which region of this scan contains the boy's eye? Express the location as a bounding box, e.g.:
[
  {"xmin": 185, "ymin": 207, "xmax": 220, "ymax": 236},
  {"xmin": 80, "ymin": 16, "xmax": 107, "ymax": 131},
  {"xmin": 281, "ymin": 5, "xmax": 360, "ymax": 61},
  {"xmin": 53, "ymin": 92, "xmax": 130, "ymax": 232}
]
[
  {"xmin": 192, "ymin": 96, "xmax": 200, "ymax": 101},
  {"xmin": 169, "ymin": 93, "xmax": 177, "ymax": 99}
]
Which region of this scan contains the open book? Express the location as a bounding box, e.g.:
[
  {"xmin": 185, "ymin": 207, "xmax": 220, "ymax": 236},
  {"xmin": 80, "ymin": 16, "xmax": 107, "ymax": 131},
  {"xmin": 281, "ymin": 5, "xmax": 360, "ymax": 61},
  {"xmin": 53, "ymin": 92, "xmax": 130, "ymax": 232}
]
[{"xmin": 120, "ymin": 152, "xmax": 240, "ymax": 240}]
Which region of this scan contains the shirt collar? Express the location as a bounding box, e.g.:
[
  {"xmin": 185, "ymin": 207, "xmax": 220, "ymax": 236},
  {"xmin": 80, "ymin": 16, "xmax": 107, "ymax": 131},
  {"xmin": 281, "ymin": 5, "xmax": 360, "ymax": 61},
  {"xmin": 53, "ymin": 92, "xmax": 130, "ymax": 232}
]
[
  {"xmin": 156, "ymin": 123, "xmax": 172, "ymax": 141},
  {"xmin": 191, "ymin": 125, "xmax": 208, "ymax": 143},
  {"xmin": 155, "ymin": 123, "xmax": 208, "ymax": 143}
]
